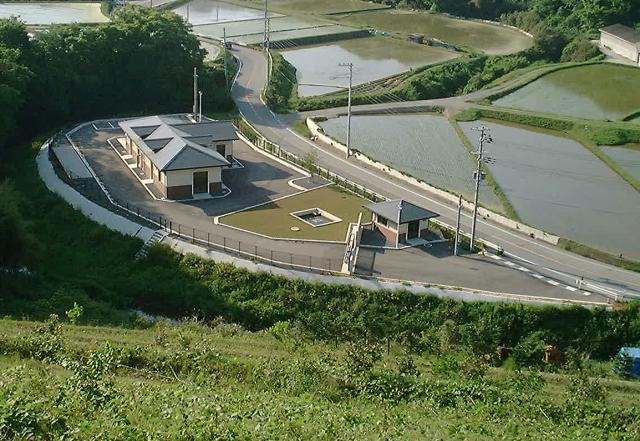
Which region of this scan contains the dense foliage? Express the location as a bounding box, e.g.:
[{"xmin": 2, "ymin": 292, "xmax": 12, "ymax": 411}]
[
  {"xmin": 0, "ymin": 316, "xmax": 638, "ymax": 439},
  {"xmin": 373, "ymin": 0, "xmax": 640, "ymax": 35},
  {"xmin": 264, "ymin": 52, "xmax": 297, "ymax": 112},
  {"xmin": 0, "ymin": 7, "xmax": 232, "ymax": 160},
  {"xmin": 0, "ymin": 7, "xmax": 233, "ymax": 272}
]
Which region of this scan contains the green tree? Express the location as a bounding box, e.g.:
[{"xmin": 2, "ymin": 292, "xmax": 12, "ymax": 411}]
[{"xmin": 0, "ymin": 180, "xmax": 39, "ymax": 271}]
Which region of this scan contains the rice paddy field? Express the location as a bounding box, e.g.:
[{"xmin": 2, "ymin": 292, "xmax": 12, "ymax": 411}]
[
  {"xmin": 0, "ymin": 2, "xmax": 108, "ymax": 24},
  {"xmin": 459, "ymin": 121, "xmax": 640, "ymax": 259},
  {"xmin": 219, "ymin": 185, "xmax": 370, "ymax": 241},
  {"xmin": 215, "ymin": 0, "xmax": 388, "ymax": 15},
  {"xmin": 318, "ymin": 114, "xmax": 503, "ymax": 211},
  {"xmin": 493, "ymin": 64, "xmax": 640, "ymax": 121},
  {"xmin": 282, "ymin": 36, "xmax": 460, "ymax": 96},
  {"xmin": 172, "ymin": 0, "xmax": 275, "ymax": 26},
  {"xmin": 332, "ymin": 9, "xmax": 532, "ymax": 55},
  {"xmin": 602, "ymin": 146, "xmax": 640, "ymax": 181}
]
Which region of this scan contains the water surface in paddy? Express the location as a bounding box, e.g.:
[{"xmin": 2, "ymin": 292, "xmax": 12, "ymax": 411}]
[
  {"xmin": 282, "ymin": 37, "xmax": 459, "ymax": 96},
  {"xmin": 173, "ymin": 0, "xmax": 276, "ymax": 26},
  {"xmin": 318, "ymin": 114, "xmax": 503, "ymax": 211},
  {"xmin": 603, "ymin": 147, "xmax": 640, "ymax": 181},
  {"xmin": 0, "ymin": 2, "xmax": 108, "ymax": 24},
  {"xmin": 493, "ymin": 64, "xmax": 640, "ymax": 120},
  {"xmin": 333, "ymin": 9, "xmax": 532, "ymax": 55},
  {"xmin": 459, "ymin": 121, "xmax": 640, "ymax": 259}
]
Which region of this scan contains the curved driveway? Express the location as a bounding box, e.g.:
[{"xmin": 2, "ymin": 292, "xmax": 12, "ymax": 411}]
[{"xmin": 231, "ymin": 45, "xmax": 640, "ymax": 301}]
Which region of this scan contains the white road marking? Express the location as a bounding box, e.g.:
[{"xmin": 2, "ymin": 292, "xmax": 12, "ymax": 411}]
[
  {"xmin": 583, "ymin": 291, "xmax": 591, "ymax": 296},
  {"xmin": 531, "ymin": 273, "xmax": 544, "ymax": 279},
  {"xmin": 517, "ymin": 266, "xmax": 530, "ymax": 272},
  {"xmin": 489, "ymin": 254, "xmax": 502, "ymax": 260},
  {"xmin": 565, "ymin": 286, "xmax": 578, "ymax": 292},
  {"xmin": 546, "ymin": 280, "xmax": 560, "ymax": 286}
]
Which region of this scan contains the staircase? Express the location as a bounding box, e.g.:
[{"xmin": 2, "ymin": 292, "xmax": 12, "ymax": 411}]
[{"xmin": 135, "ymin": 230, "xmax": 168, "ymax": 260}]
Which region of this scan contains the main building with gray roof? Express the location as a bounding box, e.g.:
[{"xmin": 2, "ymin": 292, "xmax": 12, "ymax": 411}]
[{"xmin": 119, "ymin": 115, "xmax": 238, "ymax": 200}]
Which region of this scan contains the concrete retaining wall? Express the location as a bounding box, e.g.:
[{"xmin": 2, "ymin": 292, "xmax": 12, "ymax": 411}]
[{"xmin": 306, "ymin": 118, "xmax": 560, "ymax": 245}]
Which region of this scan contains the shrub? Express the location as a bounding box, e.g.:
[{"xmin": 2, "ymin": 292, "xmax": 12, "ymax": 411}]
[
  {"xmin": 561, "ymin": 37, "xmax": 600, "ymax": 62},
  {"xmin": 512, "ymin": 331, "xmax": 548, "ymax": 368}
]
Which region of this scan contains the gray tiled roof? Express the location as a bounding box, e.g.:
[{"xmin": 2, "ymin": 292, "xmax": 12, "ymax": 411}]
[
  {"xmin": 600, "ymin": 24, "xmax": 640, "ymax": 44},
  {"xmin": 366, "ymin": 199, "xmax": 439, "ymax": 224},
  {"xmin": 118, "ymin": 116, "xmax": 235, "ymax": 171}
]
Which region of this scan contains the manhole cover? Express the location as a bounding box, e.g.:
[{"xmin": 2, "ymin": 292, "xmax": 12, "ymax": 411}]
[{"xmin": 290, "ymin": 226, "xmax": 300, "ymax": 231}]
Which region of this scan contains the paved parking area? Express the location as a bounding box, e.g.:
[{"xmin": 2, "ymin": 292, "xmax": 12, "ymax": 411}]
[{"xmin": 71, "ymin": 122, "xmax": 328, "ymax": 217}]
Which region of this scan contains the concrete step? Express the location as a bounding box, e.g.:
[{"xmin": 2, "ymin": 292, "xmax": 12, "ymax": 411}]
[{"xmin": 134, "ymin": 230, "xmax": 168, "ymax": 260}]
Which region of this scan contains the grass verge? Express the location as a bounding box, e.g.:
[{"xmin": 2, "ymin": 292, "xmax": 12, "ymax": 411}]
[
  {"xmin": 558, "ymin": 239, "xmax": 640, "ymax": 273},
  {"xmin": 449, "ymin": 117, "xmax": 521, "ymax": 221}
]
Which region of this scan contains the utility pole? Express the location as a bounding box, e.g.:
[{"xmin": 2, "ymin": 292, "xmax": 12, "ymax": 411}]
[
  {"xmin": 223, "ymin": 27, "xmax": 229, "ymax": 90},
  {"xmin": 470, "ymin": 126, "xmax": 492, "ymax": 251},
  {"xmin": 192, "ymin": 67, "xmax": 198, "ymax": 121},
  {"xmin": 396, "ymin": 200, "xmax": 402, "ymax": 249},
  {"xmin": 216, "ymin": 5, "xmax": 219, "ymax": 21},
  {"xmin": 338, "ymin": 62, "xmax": 353, "ymax": 158},
  {"xmin": 263, "ymin": 0, "xmax": 268, "ymax": 48},
  {"xmin": 198, "ymin": 91, "xmax": 203, "ymax": 122},
  {"xmin": 454, "ymin": 194, "xmax": 462, "ymax": 256}
]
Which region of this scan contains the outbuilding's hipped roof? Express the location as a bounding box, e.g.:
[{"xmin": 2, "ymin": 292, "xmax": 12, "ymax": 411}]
[
  {"xmin": 600, "ymin": 24, "xmax": 640, "ymax": 45},
  {"xmin": 366, "ymin": 199, "xmax": 439, "ymax": 224}
]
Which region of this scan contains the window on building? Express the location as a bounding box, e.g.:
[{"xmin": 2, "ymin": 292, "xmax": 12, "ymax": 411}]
[
  {"xmin": 378, "ymin": 216, "xmax": 388, "ymax": 227},
  {"xmin": 216, "ymin": 144, "xmax": 225, "ymax": 156}
]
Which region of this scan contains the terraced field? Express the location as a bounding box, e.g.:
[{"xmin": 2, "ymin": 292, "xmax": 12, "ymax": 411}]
[
  {"xmin": 282, "ymin": 36, "xmax": 459, "ymax": 96},
  {"xmin": 0, "ymin": 2, "xmax": 108, "ymax": 24},
  {"xmin": 332, "ymin": 9, "xmax": 532, "ymax": 55},
  {"xmin": 493, "ymin": 64, "xmax": 640, "ymax": 121},
  {"xmin": 459, "ymin": 120, "xmax": 640, "ymax": 259}
]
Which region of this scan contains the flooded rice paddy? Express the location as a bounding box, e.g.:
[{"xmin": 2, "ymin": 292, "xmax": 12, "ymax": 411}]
[
  {"xmin": 493, "ymin": 64, "xmax": 640, "ymax": 121},
  {"xmin": 318, "ymin": 114, "xmax": 503, "ymax": 211},
  {"xmin": 603, "ymin": 146, "xmax": 640, "ymax": 181},
  {"xmin": 192, "ymin": 15, "xmax": 338, "ymax": 43},
  {"xmin": 227, "ymin": 0, "xmax": 388, "ymax": 15},
  {"xmin": 332, "ymin": 9, "xmax": 532, "ymax": 55},
  {"xmin": 282, "ymin": 37, "xmax": 459, "ymax": 96},
  {"xmin": 459, "ymin": 121, "xmax": 640, "ymax": 259},
  {"xmin": 0, "ymin": 2, "xmax": 108, "ymax": 24},
  {"xmin": 173, "ymin": 0, "xmax": 276, "ymax": 26}
]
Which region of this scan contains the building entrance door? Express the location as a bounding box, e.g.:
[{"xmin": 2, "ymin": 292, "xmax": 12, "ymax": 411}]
[
  {"xmin": 407, "ymin": 220, "xmax": 419, "ymax": 239},
  {"xmin": 193, "ymin": 171, "xmax": 208, "ymax": 194}
]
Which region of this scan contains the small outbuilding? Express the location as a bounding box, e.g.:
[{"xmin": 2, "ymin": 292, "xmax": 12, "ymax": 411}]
[
  {"xmin": 408, "ymin": 33, "xmax": 424, "ymax": 44},
  {"xmin": 599, "ymin": 24, "xmax": 640, "ymax": 65},
  {"xmin": 365, "ymin": 199, "xmax": 439, "ymax": 248}
]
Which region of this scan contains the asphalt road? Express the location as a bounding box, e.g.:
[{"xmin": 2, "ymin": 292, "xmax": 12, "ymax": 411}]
[{"xmin": 231, "ymin": 45, "xmax": 640, "ymax": 302}]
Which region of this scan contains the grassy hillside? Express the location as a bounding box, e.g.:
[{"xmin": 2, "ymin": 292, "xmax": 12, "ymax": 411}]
[{"xmin": 1, "ymin": 316, "xmax": 639, "ymax": 440}]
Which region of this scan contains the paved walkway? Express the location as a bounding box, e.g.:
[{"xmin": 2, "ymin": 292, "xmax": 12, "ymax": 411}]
[{"xmin": 37, "ymin": 142, "xmax": 156, "ymax": 242}]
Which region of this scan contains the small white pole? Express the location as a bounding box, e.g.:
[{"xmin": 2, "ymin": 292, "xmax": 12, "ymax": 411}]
[{"xmin": 198, "ymin": 90, "xmax": 203, "ymax": 122}]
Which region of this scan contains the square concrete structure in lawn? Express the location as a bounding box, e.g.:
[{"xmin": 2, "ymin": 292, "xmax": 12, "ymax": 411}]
[
  {"xmin": 366, "ymin": 199, "xmax": 439, "ymax": 248},
  {"xmin": 118, "ymin": 115, "xmax": 239, "ymax": 199},
  {"xmin": 599, "ymin": 24, "xmax": 640, "ymax": 65}
]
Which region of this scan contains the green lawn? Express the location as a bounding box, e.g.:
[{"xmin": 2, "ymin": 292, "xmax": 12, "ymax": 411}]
[{"xmin": 220, "ymin": 185, "xmax": 371, "ymax": 241}]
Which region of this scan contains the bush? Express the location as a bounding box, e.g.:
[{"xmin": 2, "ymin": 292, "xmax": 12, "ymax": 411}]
[
  {"xmin": 561, "ymin": 37, "xmax": 600, "ymax": 62},
  {"xmin": 264, "ymin": 52, "xmax": 297, "ymax": 112},
  {"xmin": 512, "ymin": 331, "xmax": 548, "ymax": 368}
]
